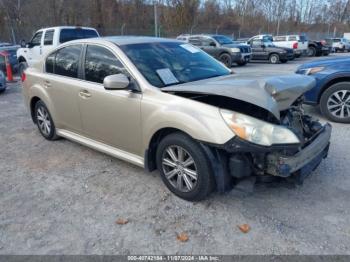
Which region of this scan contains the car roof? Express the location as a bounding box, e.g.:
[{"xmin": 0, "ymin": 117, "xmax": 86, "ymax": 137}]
[
  {"xmin": 66, "ymin": 36, "xmax": 182, "ymax": 46},
  {"xmin": 37, "ymin": 26, "xmax": 98, "ymax": 32}
]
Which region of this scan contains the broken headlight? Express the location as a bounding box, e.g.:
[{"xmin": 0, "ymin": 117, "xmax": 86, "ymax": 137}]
[
  {"xmin": 220, "ymin": 109, "xmax": 300, "ymax": 146},
  {"xmin": 297, "ymin": 67, "xmax": 325, "ymax": 75}
]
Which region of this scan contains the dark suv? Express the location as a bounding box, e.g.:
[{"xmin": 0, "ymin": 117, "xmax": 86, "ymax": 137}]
[
  {"xmin": 187, "ymin": 35, "xmax": 252, "ymax": 67},
  {"xmin": 248, "ymin": 39, "xmax": 293, "ymax": 64}
]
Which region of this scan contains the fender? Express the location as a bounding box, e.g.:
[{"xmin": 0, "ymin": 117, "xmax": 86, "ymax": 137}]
[
  {"xmin": 141, "ymin": 89, "xmax": 234, "ymax": 153},
  {"xmin": 317, "ymin": 71, "xmax": 350, "ymax": 102}
]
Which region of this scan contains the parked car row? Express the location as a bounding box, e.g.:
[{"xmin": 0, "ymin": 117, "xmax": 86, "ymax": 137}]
[{"xmin": 176, "ymin": 33, "xmax": 333, "ymax": 66}]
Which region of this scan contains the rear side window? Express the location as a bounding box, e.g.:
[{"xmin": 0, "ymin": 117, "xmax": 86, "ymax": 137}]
[
  {"xmin": 288, "ymin": 36, "xmax": 297, "ymax": 41},
  {"xmin": 44, "ymin": 30, "xmax": 54, "ymax": 45},
  {"xmin": 54, "ymin": 45, "xmax": 81, "ymax": 78},
  {"xmin": 59, "ymin": 29, "xmax": 98, "ymax": 43},
  {"xmin": 299, "ymin": 35, "xmax": 307, "ymax": 42},
  {"xmin": 84, "ymin": 45, "xmax": 124, "ymax": 84},
  {"xmin": 274, "ymin": 36, "xmax": 286, "ymax": 41}
]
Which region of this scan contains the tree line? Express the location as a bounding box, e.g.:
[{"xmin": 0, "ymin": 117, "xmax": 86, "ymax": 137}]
[{"xmin": 0, "ymin": 0, "xmax": 349, "ymax": 43}]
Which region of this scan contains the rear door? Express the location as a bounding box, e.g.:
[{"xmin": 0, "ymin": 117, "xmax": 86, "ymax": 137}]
[
  {"xmin": 43, "ymin": 44, "xmax": 83, "ymax": 132},
  {"xmin": 77, "ymin": 44, "xmax": 142, "ymax": 155}
]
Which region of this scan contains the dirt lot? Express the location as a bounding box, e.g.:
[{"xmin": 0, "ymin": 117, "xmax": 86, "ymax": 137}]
[{"xmin": 0, "ymin": 54, "xmax": 350, "ymax": 255}]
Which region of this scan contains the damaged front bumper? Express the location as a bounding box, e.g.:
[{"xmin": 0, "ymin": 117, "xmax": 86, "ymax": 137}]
[
  {"xmin": 266, "ymin": 124, "xmax": 331, "ymax": 178},
  {"xmin": 213, "ymin": 123, "xmax": 332, "ymax": 182}
]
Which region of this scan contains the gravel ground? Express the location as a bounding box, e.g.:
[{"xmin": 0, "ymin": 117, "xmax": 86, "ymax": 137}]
[{"xmin": 0, "ymin": 54, "xmax": 350, "ymax": 255}]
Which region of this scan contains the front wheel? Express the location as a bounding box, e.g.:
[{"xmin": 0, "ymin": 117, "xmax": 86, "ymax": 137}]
[
  {"xmin": 156, "ymin": 133, "xmax": 215, "ymax": 201},
  {"xmin": 219, "ymin": 53, "xmax": 232, "ymax": 68},
  {"xmin": 34, "ymin": 100, "xmax": 59, "ymax": 140},
  {"xmin": 320, "ymin": 82, "xmax": 350, "ymax": 123},
  {"xmin": 269, "ymin": 54, "xmax": 280, "ymax": 64},
  {"xmin": 18, "ymin": 61, "xmax": 28, "ymax": 77}
]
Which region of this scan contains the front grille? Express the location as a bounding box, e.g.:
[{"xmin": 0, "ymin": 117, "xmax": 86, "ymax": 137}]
[{"xmin": 239, "ymin": 46, "xmax": 251, "ymax": 53}]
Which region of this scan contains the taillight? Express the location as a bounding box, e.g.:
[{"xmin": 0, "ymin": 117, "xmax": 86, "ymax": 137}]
[
  {"xmin": 293, "ymin": 42, "xmax": 298, "ymax": 49},
  {"xmin": 21, "ymin": 72, "xmax": 26, "ymax": 82}
]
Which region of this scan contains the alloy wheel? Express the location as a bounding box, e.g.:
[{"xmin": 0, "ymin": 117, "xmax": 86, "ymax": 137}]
[
  {"xmin": 161, "ymin": 145, "xmax": 198, "ymax": 193},
  {"xmin": 327, "ymin": 90, "xmax": 350, "ymax": 119},
  {"xmin": 36, "ymin": 106, "xmax": 51, "ymax": 136}
]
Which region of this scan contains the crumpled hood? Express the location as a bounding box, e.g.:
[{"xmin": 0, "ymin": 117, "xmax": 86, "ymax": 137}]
[{"xmin": 162, "ymin": 74, "xmax": 315, "ymax": 120}]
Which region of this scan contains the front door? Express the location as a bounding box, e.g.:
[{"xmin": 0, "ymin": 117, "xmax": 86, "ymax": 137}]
[
  {"xmin": 251, "ymin": 40, "xmax": 265, "ymax": 60},
  {"xmin": 26, "ymin": 31, "xmax": 43, "ymax": 66},
  {"xmin": 78, "ymin": 44, "xmax": 142, "ymax": 155}
]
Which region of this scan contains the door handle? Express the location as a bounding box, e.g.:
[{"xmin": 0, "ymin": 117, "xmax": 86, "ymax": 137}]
[{"xmin": 79, "ymin": 90, "xmax": 91, "ymax": 98}]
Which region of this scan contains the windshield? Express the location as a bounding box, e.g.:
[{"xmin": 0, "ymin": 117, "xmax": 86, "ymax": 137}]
[
  {"xmin": 120, "ymin": 42, "xmax": 230, "ymax": 88},
  {"xmin": 212, "ymin": 35, "xmax": 233, "ymax": 45}
]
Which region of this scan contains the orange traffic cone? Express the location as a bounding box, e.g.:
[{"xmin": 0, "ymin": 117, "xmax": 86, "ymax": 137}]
[{"xmin": 5, "ymin": 55, "xmax": 14, "ymax": 82}]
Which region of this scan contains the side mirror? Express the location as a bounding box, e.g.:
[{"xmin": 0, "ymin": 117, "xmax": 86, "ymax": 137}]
[
  {"xmin": 103, "ymin": 74, "xmax": 130, "ymax": 90},
  {"xmin": 261, "ymin": 44, "xmax": 266, "ymax": 49},
  {"xmin": 20, "ymin": 39, "xmax": 26, "ymax": 48},
  {"xmin": 209, "ymin": 42, "xmax": 216, "ymax": 47}
]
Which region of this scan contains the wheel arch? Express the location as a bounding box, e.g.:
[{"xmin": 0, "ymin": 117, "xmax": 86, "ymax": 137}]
[
  {"xmin": 144, "ymin": 127, "xmax": 191, "ymax": 172},
  {"xmin": 318, "ymin": 76, "xmax": 350, "ymax": 103},
  {"xmin": 18, "ymin": 56, "xmax": 27, "ymax": 63},
  {"xmin": 30, "ymin": 96, "xmax": 41, "ymax": 123}
]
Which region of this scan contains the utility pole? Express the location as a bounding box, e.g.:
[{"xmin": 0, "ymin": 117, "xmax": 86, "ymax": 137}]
[{"xmin": 154, "ymin": 1, "xmax": 158, "ymax": 37}]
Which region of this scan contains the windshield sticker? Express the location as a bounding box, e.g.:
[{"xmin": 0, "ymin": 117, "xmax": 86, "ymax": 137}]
[
  {"xmin": 180, "ymin": 44, "xmax": 200, "ymax": 53},
  {"xmin": 156, "ymin": 68, "xmax": 179, "ymax": 85}
]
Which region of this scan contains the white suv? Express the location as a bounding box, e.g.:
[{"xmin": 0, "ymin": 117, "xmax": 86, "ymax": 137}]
[{"xmin": 17, "ymin": 26, "xmax": 99, "ymax": 75}]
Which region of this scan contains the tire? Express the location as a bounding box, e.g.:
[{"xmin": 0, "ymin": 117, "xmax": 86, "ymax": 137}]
[
  {"xmin": 320, "ymin": 82, "xmax": 350, "ymax": 123},
  {"xmin": 219, "ymin": 53, "xmax": 232, "ymax": 68},
  {"xmin": 18, "ymin": 61, "xmax": 28, "ymax": 77},
  {"xmin": 34, "ymin": 100, "xmax": 59, "ymax": 140},
  {"xmin": 156, "ymin": 132, "xmax": 215, "ymax": 201},
  {"xmin": 269, "ymin": 54, "xmax": 280, "ymax": 64},
  {"xmin": 237, "ymin": 61, "xmax": 247, "ymax": 66},
  {"xmin": 307, "ymin": 46, "xmax": 316, "ymax": 57}
]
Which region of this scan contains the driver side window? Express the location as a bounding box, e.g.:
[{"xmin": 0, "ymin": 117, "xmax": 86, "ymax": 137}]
[
  {"xmin": 201, "ymin": 38, "xmax": 215, "ymax": 47},
  {"xmin": 84, "ymin": 45, "xmax": 125, "ymax": 84},
  {"xmin": 31, "ymin": 32, "xmax": 43, "ymax": 47},
  {"xmin": 252, "ymin": 40, "xmax": 262, "ymax": 48}
]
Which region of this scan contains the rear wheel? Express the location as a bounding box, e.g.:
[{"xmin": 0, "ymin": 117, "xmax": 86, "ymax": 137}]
[
  {"xmin": 34, "ymin": 100, "xmax": 59, "ymax": 140},
  {"xmin": 307, "ymin": 46, "xmax": 316, "ymax": 57},
  {"xmin": 320, "ymin": 82, "xmax": 350, "ymax": 123},
  {"xmin": 156, "ymin": 132, "xmax": 215, "ymax": 201},
  {"xmin": 219, "ymin": 53, "xmax": 232, "ymax": 68},
  {"xmin": 269, "ymin": 54, "xmax": 280, "ymax": 64}
]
